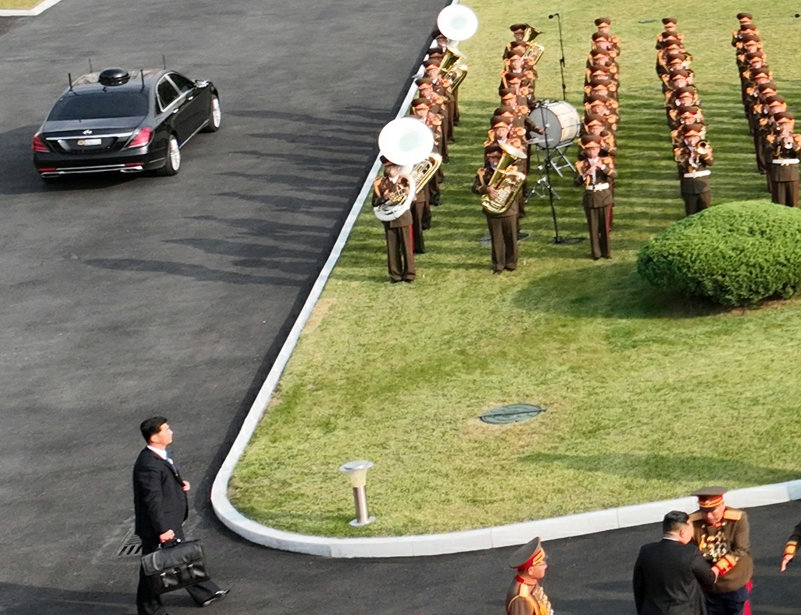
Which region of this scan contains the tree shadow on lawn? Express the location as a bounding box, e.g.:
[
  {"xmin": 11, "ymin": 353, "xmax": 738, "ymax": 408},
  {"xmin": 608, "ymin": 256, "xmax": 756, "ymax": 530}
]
[
  {"xmin": 514, "ymin": 260, "xmax": 728, "ymax": 320},
  {"xmin": 519, "ymin": 451, "xmax": 798, "ymax": 487}
]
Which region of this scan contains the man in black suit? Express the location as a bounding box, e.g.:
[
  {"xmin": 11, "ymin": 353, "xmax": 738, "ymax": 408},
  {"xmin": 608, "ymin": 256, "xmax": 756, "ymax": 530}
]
[
  {"xmin": 133, "ymin": 417, "xmax": 229, "ymax": 615},
  {"xmin": 633, "ymin": 510, "xmax": 717, "ymax": 615}
]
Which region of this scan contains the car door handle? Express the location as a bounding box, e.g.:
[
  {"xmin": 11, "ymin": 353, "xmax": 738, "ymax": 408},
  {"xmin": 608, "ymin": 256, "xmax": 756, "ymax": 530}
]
[{"xmin": 172, "ymin": 107, "xmax": 181, "ymax": 114}]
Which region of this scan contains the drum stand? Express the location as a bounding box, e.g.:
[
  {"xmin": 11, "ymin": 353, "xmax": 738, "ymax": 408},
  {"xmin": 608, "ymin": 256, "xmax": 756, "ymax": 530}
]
[{"xmin": 527, "ymin": 106, "xmax": 584, "ymax": 246}]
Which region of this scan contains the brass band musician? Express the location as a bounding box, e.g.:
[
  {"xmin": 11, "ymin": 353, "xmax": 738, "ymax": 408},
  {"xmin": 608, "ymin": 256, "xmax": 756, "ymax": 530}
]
[
  {"xmin": 674, "ymin": 124, "xmax": 713, "ymax": 216},
  {"xmin": 473, "ymin": 144, "xmax": 523, "ymax": 274},
  {"xmin": 575, "ymin": 135, "xmax": 616, "ymax": 260},
  {"xmin": 765, "ymin": 112, "xmax": 801, "ymax": 207},
  {"xmin": 372, "ymin": 158, "xmax": 416, "ymax": 283}
]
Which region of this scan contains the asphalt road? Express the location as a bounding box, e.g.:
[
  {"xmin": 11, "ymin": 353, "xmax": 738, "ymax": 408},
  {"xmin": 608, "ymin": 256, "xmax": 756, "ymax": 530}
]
[{"xmin": 2, "ymin": 1, "xmax": 801, "ymax": 614}]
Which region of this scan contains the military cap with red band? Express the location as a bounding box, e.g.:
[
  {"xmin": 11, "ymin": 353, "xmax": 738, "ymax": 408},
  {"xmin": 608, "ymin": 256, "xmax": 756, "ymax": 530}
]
[
  {"xmin": 507, "ymin": 537, "xmax": 546, "ymax": 569},
  {"xmin": 691, "ymin": 486, "xmax": 728, "ymax": 510}
]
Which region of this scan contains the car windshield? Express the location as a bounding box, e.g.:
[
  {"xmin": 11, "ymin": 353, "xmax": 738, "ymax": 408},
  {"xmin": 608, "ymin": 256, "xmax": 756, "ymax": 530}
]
[{"xmin": 47, "ymin": 91, "xmax": 149, "ymax": 121}]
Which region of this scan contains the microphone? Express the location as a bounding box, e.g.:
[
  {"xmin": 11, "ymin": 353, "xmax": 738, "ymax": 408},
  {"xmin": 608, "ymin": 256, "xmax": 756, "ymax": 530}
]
[{"xmin": 548, "ymin": 13, "xmax": 558, "ymax": 19}]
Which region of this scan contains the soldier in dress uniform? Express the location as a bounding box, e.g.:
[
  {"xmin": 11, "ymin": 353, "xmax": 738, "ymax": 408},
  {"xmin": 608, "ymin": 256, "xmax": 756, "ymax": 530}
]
[
  {"xmin": 581, "ymin": 114, "xmax": 617, "ymax": 158},
  {"xmin": 670, "ymin": 106, "xmax": 706, "ymax": 146},
  {"xmin": 594, "ymin": 17, "xmax": 620, "ymax": 53},
  {"xmin": 689, "ymin": 487, "xmax": 754, "ymax": 615},
  {"xmin": 658, "ymin": 17, "xmax": 685, "ymax": 46},
  {"xmin": 505, "ymin": 537, "xmax": 554, "ymax": 615},
  {"xmin": 674, "ymin": 124, "xmax": 713, "ymax": 216},
  {"xmin": 575, "ymin": 135, "xmax": 615, "ymax": 259},
  {"xmin": 473, "ymin": 144, "xmax": 523, "ymax": 274},
  {"xmin": 372, "ymin": 158, "xmax": 416, "ymax": 283},
  {"xmin": 765, "ymin": 112, "xmax": 801, "ymax": 207}
]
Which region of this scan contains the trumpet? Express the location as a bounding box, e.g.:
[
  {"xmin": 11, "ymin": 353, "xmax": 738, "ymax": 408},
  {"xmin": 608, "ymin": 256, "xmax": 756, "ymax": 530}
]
[{"xmin": 696, "ymin": 141, "xmax": 710, "ymax": 155}]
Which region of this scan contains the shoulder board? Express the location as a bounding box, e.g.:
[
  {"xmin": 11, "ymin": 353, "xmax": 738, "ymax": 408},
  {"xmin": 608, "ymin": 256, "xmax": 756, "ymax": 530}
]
[
  {"xmin": 723, "ymin": 508, "xmax": 743, "ymax": 521},
  {"xmin": 688, "ymin": 511, "xmax": 704, "ymax": 522}
]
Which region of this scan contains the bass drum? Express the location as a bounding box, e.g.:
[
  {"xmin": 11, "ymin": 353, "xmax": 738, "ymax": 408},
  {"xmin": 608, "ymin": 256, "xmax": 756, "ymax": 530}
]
[{"xmin": 528, "ymin": 100, "xmax": 581, "ymax": 149}]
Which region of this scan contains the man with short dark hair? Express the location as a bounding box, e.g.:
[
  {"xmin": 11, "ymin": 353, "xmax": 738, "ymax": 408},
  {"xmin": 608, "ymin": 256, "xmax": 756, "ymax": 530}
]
[
  {"xmin": 133, "ymin": 417, "xmax": 229, "ymax": 615},
  {"xmin": 633, "ymin": 510, "xmax": 717, "ymax": 615}
]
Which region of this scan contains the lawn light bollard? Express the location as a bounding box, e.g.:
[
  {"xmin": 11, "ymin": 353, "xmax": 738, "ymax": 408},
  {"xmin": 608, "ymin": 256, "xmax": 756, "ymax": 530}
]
[{"xmin": 339, "ymin": 459, "xmax": 375, "ymax": 526}]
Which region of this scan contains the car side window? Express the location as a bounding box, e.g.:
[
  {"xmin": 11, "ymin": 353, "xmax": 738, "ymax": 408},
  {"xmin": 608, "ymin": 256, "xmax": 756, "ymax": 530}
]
[
  {"xmin": 157, "ymin": 78, "xmax": 180, "ymax": 111},
  {"xmin": 168, "ymin": 73, "xmax": 195, "ymax": 95}
]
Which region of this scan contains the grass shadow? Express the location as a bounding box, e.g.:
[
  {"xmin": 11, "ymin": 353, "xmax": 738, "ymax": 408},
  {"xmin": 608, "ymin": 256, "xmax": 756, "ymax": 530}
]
[{"xmin": 515, "ymin": 260, "xmax": 728, "ymax": 319}]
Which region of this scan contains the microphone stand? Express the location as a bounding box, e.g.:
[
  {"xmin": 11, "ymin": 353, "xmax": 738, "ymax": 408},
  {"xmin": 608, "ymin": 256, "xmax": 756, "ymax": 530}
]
[{"xmin": 548, "ymin": 13, "xmax": 567, "ymax": 100}]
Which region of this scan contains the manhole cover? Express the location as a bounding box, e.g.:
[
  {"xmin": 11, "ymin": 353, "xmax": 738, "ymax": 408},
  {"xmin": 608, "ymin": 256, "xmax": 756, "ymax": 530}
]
[{"xmin": 480, "ymin": 403, "xmax": 545, "ymax": 424}]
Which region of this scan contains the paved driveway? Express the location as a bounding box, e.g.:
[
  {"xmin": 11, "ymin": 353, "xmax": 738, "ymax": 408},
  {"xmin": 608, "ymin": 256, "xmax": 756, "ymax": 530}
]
[{"xmin": 0, "ymin": 0, "xmax": 446, "ymax": 612}]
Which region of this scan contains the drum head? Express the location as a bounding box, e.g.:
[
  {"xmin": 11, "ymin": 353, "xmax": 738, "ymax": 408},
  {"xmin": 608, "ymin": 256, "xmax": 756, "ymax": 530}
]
[{"xmin": 528, "ymin": 100, "xmax": 581, "ymax": 149}]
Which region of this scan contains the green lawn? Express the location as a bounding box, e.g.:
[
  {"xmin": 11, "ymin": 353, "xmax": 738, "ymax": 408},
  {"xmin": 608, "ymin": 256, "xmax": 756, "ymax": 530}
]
[{"xmin": 230, "ymin": 0, "xmax": 801, "ymax": 537}]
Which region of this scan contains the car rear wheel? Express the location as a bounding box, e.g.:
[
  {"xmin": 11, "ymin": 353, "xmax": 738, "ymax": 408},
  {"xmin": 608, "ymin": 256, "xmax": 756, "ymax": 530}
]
[
  {"xmin": 202, "ymin": 94, "xmax": 221, "ymax": 132},
  {"xmin": 156, "ymin": 134, "xmax": 181, "ymax": 176}
]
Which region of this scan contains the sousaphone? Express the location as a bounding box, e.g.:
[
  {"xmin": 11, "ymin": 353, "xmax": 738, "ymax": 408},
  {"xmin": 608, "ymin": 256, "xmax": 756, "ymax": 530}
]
[{"xmin": 374, "ymin": 118, "xmax": 435, "ymax": 221}]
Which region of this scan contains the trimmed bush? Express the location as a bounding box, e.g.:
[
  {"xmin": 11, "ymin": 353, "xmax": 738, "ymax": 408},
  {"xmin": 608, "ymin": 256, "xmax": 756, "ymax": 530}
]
[{"xmin": 637, "ymin": 201, "xmax": 801, "ymax": 306}]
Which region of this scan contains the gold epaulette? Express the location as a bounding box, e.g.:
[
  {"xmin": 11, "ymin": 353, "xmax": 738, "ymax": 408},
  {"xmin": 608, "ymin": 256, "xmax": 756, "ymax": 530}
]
[
  {"xmin": 723, "ymin": 508, "xmax": 743, "ymax": 521},
  {"xmin": 688, "ymin": 511, "xmax": 704, "ymax": 522}
]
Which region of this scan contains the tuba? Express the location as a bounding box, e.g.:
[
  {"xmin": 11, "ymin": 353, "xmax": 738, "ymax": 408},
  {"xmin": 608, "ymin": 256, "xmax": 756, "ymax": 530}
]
[
  {"xmin": 440, "ymin": 46, "xmax": 469, "ymax": 90},
  {"xmin": 374, "ymin": 117, "xmax": 434, "ymax": 221},
  {"xmin": 481, "ymin": 143, "xmax": 528, "ymax": 215},
  {"xmin": 522, "ymin": 24, "xmax": 545, "ymax": 64},
  {"xmin": 410, "ymin": 152, "xmax": 442, "ymax": 194},
  {"xmin": 437, "ymin": 4, "xmax": 479, "ymax": 49},
  {"xmin": 373, "ymin": 174, "xmax": 416, "ymax": 222}
]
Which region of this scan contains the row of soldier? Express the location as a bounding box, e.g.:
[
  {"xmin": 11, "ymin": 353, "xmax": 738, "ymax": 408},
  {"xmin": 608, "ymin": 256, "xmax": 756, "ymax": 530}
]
[
  {"xmin": 657, "ymin": 17, "xmax": 715, "ymax": 217},
  {"xmin": 472, "ymin": 23, "xmax": 544, "ymax": 274},
  {"xmin": 370, "ymin": 28, "xmax": 464, "ymax": 283},
  {"xmin": 734, "ymin": 12, "xmax": 801, "ymax": 208},
  {"xmin": 574, "ymin": 17, "xmax": 620, "ymax": 260}
]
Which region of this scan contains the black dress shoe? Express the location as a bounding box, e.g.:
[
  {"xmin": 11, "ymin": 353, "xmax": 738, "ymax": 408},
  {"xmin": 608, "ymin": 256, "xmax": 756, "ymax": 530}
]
[{"xmin": 202, "ymin": 588, "xmax": 230, "ymax": 607}]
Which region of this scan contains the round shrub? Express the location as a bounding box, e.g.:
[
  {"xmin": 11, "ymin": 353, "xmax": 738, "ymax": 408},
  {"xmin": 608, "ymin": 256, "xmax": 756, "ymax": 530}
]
[{"xmin": 637, "ymin": 200, "xmax": 801, "ymax": 306}]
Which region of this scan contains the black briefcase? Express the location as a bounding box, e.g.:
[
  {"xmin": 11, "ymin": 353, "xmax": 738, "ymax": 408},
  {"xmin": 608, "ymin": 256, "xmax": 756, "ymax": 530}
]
[{"xmin": 141, "ymin": 539, "xmax": 210, "ymax": 594}]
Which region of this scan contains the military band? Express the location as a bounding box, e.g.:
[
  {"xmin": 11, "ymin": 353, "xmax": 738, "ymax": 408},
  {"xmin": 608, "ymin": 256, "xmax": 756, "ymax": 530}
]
[
  {"xmin": 657, "ymin": 18, "xmax": 717, "ymax": 217},
  {"xmin": 373, "ymin": 11, "xmax": 801, "ymax": 281},
  {"xmin": 576, "ymin": 17, "xmax": 620, "ymax": 254},
  {"xmin": 733, "ymin": 13, "xmax": 801, "ymax": 206}
]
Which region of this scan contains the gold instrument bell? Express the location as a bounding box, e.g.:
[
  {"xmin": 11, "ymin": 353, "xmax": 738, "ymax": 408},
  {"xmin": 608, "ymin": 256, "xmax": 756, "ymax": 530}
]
[
  {"xmin": 481, "ymin": 143, "xmax": 527, "ymax": 215},
  {"xmin": 374, "ymin": 117, "xmax": 436, "ymax": 221}
]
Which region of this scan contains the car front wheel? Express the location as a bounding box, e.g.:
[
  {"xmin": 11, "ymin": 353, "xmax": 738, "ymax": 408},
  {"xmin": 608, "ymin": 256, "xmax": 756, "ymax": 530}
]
[{"xmin": 156, "ymin": 134, "xmax": 181, "ymax": 176}]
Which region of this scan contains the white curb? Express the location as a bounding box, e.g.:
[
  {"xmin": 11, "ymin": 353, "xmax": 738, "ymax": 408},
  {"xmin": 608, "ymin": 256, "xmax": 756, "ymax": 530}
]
[{"xmin": 0, "ymin": 0, "xmax": 62, "ymax": 17}]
